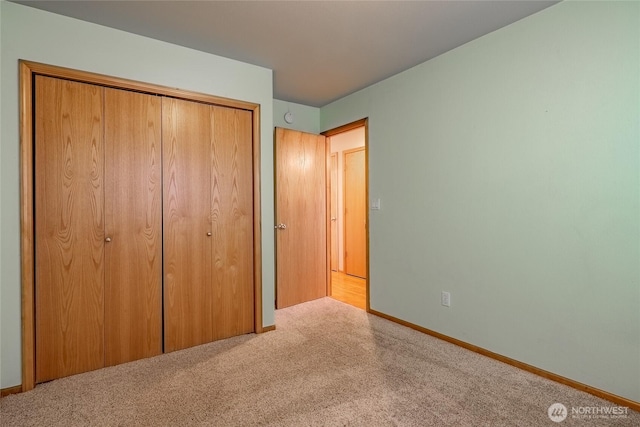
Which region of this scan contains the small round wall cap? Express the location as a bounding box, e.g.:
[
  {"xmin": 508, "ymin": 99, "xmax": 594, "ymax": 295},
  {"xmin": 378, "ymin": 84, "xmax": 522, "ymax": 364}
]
[{"xmin": 284, "ymin": 112, "xmax": 294, "ymax": 124}]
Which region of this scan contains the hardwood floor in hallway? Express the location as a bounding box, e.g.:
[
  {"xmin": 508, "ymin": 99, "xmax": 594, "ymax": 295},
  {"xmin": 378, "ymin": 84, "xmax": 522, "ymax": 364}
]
[{"xmin": 330, "ymin": 271, "xmax": 366, "ymax": 310}]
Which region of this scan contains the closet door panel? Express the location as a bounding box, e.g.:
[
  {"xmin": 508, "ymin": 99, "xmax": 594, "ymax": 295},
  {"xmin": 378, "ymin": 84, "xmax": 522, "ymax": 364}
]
[
  {"xmin": 104, "ymin": 88, "xmax": 162, "ymax": 366},
  {"xmin": 35, "ymin": 76, "xmax": 105, "ymax": 382},
  {"xmin": 163, "ymin": 98, "xmax": 213, "ymax": 352},
  {"xmin": 210, "ymin": 106, "xmax": 255, "ymax": 340}
]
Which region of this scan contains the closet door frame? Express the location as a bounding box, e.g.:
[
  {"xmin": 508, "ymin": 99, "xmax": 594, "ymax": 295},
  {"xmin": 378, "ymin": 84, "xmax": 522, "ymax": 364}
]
[{"xmin": 19, "ymin": 60, "xmax": 264, "ymax": 392}]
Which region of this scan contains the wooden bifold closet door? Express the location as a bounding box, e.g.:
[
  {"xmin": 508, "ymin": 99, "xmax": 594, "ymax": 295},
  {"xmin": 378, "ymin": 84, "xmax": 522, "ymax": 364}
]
[
  {"xmin": 35, "ymin": 76, "xmax": 162, "ymax": 382},
  {"xmin": 35, "ymin": 76, "xmax": 106, "ymax": 382},
  {"xmin": 25, "ymin": 63, "xmax": 260, "ymax": 389},
  {"xmin": 34, "ymin": 74, "xmax": 255, "ymax": 383},
  {"xmin": 103, "ymin": 88, "xmax": 163, "ymax": 367},
  {"xmin": 163, "ymin": 97, "xmax": 254, "ymax": 352}
]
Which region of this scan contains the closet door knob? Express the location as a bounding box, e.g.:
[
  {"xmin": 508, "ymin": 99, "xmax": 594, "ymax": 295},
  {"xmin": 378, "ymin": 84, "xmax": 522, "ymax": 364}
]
[
  {"xmin": 207, "ymin": 232, "xmax": 212, "ymax": 236},
  {"xmin": 105, "ymin": 237, "xmax": 112, "ymax": 243}
]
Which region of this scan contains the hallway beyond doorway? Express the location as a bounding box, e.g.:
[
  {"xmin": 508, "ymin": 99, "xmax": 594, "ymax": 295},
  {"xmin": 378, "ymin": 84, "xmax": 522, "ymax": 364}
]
[{"xmin": 330, "ymin": 271, "xmax": 366, "ymax": 310}]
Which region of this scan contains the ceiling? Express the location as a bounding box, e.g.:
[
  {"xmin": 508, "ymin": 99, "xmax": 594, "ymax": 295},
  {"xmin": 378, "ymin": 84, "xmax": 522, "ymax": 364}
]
[{"xmin": 14, "ymin": 0, "xmax": 559, "ymax": 107}]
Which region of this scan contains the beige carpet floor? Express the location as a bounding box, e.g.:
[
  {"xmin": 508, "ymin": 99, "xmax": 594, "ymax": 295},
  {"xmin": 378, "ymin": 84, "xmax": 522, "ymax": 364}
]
[{"xmin": 1, "ymin": 297, "xmax": 638, "ymax": 426}]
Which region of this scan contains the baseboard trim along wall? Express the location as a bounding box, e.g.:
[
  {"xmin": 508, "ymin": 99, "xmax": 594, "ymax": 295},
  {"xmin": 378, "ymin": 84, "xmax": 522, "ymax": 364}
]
[
  {"xmin": 1, "ymin": 385, "xmax": 23, "ymax": 397},
  {"xmin": 368, "ymin": 309, "xmax": 640, "ymax": 413},
  {"xmin": 4, "ymin": 316, "xmax": 635, "ymax": 411}
]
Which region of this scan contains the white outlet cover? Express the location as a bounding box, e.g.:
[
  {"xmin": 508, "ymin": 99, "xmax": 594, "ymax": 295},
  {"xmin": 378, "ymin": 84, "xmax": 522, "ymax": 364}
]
[{"xmin": 441, "ymin": 291, "xmax": 451, "ymax": 307}]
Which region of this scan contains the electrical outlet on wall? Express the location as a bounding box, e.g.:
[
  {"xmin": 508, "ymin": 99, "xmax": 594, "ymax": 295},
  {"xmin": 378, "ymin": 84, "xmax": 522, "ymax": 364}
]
[{"xmin": 441, "ymin": 291, "xmax": 451, "ymax": 307}]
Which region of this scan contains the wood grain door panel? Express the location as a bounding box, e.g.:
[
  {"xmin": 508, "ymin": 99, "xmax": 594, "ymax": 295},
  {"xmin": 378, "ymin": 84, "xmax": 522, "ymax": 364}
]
[
  {"xmin": 210, "ymin": 106, "xmax": 255, "ymax": 340},
  {"xmin": 35, "ymin": 76, "xmax": 105, "ymax": 382},
  {"xmin": 330, "ymin": 153, "xmax": 339, "ymax": 272},
  {"xmin": 344, "ymin": 148, "xmax": 367, "ymax": 278},
  {"xmin": 163, "ymin": 97, "xmax": 213, "ymax": 352},
  {"xmin": 275, "ymin": 128, "xmax": 327, "ymax": 309},
  {"xmin": 104, "ymin": 88, "xmax": 162, "ymax": 366},
  {"xmin": 26, "ymin": 65, "xmax": 260, "ymax": 389}
]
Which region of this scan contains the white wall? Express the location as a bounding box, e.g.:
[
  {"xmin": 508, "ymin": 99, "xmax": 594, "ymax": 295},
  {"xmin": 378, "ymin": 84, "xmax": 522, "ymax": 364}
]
[
  {"xmin": 0, "ymin": 1, "xmax": 275, "ymax": 389},
  {"xmin": 329, "ymin": 128, "xmax": 365, "ymax": 271},
  {"xmin": 321, "ymin": 1, "xmax": 640, "ymax": 402},
  {"xmin": 273, "ymin": 99, "xmax": 320, "ymax": 134}
]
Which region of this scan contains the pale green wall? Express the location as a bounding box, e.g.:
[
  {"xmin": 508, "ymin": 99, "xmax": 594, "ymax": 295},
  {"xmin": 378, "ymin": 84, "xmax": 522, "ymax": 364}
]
[
  {"xmin": 0, "ymin": 1, "xmax": 275, "ymax": 389},
  {"xmin": 322, "ymin": 1, "xmax": 640, "ymax": 401},
  {"xmin": 3, "ymin": 0, "xmax": 639, "ymax": 404},
  {"xmin": 273, "ymin": 99, "xmax": 320, "ymax": 134}
]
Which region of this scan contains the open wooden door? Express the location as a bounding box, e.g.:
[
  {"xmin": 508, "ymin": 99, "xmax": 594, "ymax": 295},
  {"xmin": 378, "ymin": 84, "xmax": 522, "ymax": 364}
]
[{"xmin": 275, "ymin": 128, "xmax": 327, "ymax": 309}]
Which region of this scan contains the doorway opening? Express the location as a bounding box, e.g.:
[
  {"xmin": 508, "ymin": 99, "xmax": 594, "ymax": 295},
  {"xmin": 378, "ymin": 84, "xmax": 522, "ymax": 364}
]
[
  {"xmin": 323, "ymin": 120, "xmax": 368, "ymax": 310},
  {"xmin": 274, "ymin": 119, "xmax": 368, "ymax": 312}
]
